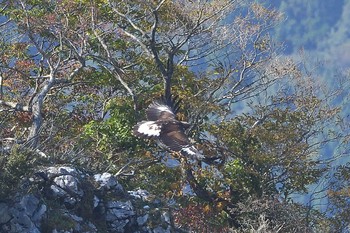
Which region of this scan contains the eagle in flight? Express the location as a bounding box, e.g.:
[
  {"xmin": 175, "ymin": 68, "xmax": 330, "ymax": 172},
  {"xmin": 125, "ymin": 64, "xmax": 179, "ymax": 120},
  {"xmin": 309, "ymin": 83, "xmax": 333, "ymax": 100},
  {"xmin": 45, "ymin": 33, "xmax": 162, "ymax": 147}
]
[{"xmin": 133, "ymin": 95, "xmax": 204, "ymax": 161}]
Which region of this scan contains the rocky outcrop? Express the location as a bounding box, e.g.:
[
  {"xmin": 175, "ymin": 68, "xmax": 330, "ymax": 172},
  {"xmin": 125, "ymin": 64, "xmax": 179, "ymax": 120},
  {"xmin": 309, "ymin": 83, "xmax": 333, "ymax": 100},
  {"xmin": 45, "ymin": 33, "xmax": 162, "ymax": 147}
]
[{"xmin": 0, "ymin": 166, "xmax": 174, "ymax": 233}]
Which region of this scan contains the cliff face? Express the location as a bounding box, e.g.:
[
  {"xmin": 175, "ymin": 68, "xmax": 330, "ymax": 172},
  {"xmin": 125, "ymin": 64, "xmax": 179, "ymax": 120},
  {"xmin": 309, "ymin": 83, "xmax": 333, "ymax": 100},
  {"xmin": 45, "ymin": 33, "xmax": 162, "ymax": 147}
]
[{"xmin": 0, "ymin": 166, "xmax": 173, "ymax": 233}]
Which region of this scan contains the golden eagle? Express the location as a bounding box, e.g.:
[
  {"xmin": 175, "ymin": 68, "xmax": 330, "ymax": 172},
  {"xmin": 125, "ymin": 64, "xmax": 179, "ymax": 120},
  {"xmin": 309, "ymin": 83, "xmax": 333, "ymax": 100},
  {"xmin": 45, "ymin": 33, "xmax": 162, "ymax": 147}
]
[{"xmin": 133, "ymin": 96, "xmax": 204, "ymax": 160}]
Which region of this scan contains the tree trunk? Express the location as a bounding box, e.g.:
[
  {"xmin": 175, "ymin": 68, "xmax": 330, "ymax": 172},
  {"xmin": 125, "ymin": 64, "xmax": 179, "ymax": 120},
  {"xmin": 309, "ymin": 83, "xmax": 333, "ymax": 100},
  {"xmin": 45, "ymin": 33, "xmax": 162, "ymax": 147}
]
[{"xmin": 26, "ymin": 78, "xmax": 54, "ymax": 148}]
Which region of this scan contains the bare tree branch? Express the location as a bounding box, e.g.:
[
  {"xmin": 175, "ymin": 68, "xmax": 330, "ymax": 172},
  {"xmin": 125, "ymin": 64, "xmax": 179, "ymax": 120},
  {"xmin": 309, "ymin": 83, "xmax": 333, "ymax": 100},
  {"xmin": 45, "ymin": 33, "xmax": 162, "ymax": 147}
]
[{"xmin": 0, "ymin": 100, "xmax": 29, "ymax": 111}]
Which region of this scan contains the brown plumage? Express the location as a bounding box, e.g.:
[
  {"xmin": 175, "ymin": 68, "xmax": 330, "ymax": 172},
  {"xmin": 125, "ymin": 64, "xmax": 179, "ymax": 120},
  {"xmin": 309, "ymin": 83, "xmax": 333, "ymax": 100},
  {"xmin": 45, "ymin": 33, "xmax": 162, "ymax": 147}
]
[{"xmin": 133, "ymin": 95, "xmax": 204, "ymax": 160}]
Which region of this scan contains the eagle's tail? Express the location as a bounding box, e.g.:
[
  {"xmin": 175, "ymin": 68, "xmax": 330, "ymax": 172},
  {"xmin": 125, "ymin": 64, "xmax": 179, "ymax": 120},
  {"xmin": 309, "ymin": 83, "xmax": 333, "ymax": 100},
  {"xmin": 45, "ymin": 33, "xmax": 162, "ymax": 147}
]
[{"xmin": 161, "ymin": 94, "xmax": 181, "ymax": 114}]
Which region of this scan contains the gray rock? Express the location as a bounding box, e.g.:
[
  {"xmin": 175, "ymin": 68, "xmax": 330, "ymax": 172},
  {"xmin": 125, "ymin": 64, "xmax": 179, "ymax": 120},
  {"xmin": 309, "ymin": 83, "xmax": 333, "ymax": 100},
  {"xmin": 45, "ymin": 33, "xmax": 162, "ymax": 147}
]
[
  {"xmin": 105, "ymin": 200, "xmax": 135, "ymax": 232},
  {"xmin": 0, "ymin": 165, "xmax": 176, "ymax": 233},
  {"xmin": 128, "ymin": 188, "xmax": 150, "ymax": 201},
  {"xmin": 65, "ymin": 213, "xmax": 97, "ymax": 233},
  {"xmin": 93, "ymin": 195, "xmax": 100, "ymax": 208},
  {"xmin": 153, "ymin": 225, "xmax": 171, "ymax": 233},
  {"xmin": 52, "ymin": 229, "xmax": 73, "ymax": 233},
  {"xmin": 109, "ymin": 219, "xmax": 130, "ymax": 233},
  {"xmin": 106, "ymin": 200, "xmax": 135, "ymax": 221},
  {"xmin": 161, "ymin": 211, "xmax": 170, "ymax": 224},
  {"xmin": 19, "ymin": 194, "xmax": 47, "ymax": 222},
  {"xmin": 52, "ymin": 174, "xmax": 83, "ymax": 197},
  {"xmin": 0, "ymin": 203, "xmax": 11, "ymax": 224},
  {"xmin": 94, "ymin": 172, "xmax": 124, "ymax": 194},
  {"xmin": 50, "ymin": 184, "xmax": 67, "ymax": 196},
  {"xmin": 2, "ymin": 194, "xmax": 46, "ymax": 233},
  {"xmin": 32, "ymin": 203, "xmax": 46, "ymax": 222},
  {"xmin": 47, "ymin": 166, "xmax": 77, "ymax": 177},
  {"xmin": 8, "ymin": 208, "xmax": 39, "ymax": 233},
  {"xmin": 45, "ymin": 166, "xmax": 84, "ymax": 206},
  {"xmin": 137, "ymin": 214, "xmax": 149, "ymax": 226}
]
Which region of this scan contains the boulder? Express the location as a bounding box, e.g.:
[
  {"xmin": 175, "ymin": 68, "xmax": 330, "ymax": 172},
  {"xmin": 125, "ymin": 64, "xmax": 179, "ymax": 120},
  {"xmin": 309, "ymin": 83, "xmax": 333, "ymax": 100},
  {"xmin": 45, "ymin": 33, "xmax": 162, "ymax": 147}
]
[{"xmin": 0, "ymin": 166, "xmax": 176, "ymax": 233}]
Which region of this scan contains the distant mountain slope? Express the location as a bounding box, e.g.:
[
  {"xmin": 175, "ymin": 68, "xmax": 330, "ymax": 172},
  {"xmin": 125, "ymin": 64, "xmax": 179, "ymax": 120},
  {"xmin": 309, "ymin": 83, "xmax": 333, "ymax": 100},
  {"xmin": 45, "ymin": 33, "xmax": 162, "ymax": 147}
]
[{"xmin": 272, "ymin": 0, "xmax": 344, "ymax": 54}]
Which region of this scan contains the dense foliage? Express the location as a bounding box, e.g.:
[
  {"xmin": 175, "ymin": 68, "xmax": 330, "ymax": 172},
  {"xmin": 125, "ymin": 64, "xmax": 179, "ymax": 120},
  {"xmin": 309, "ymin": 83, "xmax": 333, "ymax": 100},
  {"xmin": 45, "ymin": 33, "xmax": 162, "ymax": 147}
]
[{"xmin": 1, "ymin": 0, "xmax": 350, "ymax": 232}]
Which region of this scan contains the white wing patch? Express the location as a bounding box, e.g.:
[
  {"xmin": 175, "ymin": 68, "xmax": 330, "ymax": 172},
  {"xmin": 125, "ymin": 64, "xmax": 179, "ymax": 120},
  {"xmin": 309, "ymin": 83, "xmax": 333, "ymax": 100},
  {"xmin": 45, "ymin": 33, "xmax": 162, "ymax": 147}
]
[
  {"xmin": 181, "ymin": 146, "xmax": 204, "ymax": 160},
  {"xmin": 136, "ymin": 121, "xmax": 161, "ymax": 137}
]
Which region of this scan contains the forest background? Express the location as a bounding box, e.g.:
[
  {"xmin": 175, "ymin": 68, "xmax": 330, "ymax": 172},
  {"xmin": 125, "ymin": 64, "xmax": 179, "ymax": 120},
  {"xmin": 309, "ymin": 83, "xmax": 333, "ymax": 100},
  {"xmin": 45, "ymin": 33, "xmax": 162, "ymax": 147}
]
[{"xmin": 1, "ymin": 0, "xmax": 350, "ymax": 232}]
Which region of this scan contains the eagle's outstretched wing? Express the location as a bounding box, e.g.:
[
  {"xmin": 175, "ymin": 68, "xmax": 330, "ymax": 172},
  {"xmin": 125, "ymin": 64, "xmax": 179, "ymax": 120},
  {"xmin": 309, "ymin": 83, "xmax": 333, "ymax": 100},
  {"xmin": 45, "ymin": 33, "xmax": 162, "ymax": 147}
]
[
  {"xmin": 133, "ymin": 95, "xmax": 204, "ymax": 161},
  {"xmin": 146, "ymin": 102, "xmax": 176, "ymax": 121},
  {"xmin": 146, "ymin": 95, "xmax": 181, "ymax": 121},
  {"xmin": 157, "ymin": 121, "xmax": 204, "ymax": 160}
]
